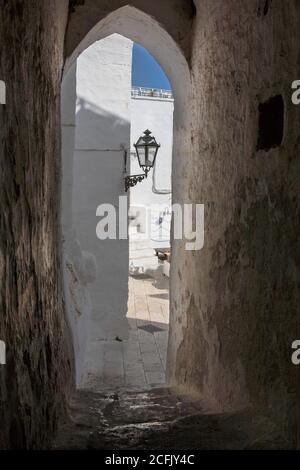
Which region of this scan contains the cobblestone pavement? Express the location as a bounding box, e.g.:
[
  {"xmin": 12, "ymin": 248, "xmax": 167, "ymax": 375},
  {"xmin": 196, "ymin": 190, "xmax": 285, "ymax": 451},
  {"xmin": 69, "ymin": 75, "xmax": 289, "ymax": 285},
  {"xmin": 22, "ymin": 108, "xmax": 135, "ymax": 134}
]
[
  {"xmin": 55, "ymin": 271, "xmax": 290, "ymax": 450},
  {"xmin": 83, "ymin": 271, "xmax": 169, "ymax": 391},
  {"xmin": 53, "ymin": 387, "xmax": 291, "ymax": 449}
]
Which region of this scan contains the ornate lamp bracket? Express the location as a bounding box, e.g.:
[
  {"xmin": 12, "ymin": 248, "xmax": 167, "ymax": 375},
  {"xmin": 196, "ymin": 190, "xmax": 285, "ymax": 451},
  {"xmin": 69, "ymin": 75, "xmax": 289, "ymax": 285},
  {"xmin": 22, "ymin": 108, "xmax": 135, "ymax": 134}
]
[{"xmin": 124, "ymin": 174, "xmax": 146, "ymax": 192}]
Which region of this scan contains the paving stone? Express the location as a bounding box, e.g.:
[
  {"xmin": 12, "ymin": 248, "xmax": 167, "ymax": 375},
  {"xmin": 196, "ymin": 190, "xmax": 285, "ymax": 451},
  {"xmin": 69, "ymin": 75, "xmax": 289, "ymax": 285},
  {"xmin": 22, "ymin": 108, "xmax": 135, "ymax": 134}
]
[{"xmin": 82, "ymin": 269, "xmax": 169, "ymax": 391}]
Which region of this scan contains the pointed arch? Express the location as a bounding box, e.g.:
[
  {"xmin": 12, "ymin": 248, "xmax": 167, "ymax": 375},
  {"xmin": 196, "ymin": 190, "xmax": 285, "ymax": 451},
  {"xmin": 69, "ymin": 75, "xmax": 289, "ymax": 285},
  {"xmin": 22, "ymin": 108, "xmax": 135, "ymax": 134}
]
[
  {"xmin": 61, "ymin": 5, "xmax": 193, "ymax": 384},
  {"xmin": 64, "ymin": 5, "xmax": 192, "ymax": 128}
]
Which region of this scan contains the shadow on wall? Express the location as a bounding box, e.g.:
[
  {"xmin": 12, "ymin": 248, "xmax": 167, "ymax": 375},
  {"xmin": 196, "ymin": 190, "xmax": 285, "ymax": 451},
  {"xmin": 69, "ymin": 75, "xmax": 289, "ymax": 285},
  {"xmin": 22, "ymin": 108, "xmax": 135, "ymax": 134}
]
[
  {"xmin": 73, "ymin": 98, "xmax": 130, "ymax": 324},
  {"xmin": 63, "ymin": 95, "xmax": 132, "ymax": 386},
  {"xmin": 75, "ymin": 97, "xmax": 130, "ymax": 149}
]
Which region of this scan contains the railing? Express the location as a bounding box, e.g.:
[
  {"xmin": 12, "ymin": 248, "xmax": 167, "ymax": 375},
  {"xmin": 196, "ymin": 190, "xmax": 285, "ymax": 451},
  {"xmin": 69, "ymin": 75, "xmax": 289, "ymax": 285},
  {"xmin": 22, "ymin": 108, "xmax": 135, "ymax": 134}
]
[{"xmin": 131, "ymin": 86, "xmax": 173, "ymax": 100}]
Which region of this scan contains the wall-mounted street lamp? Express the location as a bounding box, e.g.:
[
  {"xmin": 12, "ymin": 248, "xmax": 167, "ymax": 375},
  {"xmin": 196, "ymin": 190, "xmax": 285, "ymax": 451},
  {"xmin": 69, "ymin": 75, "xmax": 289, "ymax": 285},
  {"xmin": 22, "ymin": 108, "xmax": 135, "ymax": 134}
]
[{"xmin": 124, "ymin": 129, "xmax": 160, "ymax": 192}]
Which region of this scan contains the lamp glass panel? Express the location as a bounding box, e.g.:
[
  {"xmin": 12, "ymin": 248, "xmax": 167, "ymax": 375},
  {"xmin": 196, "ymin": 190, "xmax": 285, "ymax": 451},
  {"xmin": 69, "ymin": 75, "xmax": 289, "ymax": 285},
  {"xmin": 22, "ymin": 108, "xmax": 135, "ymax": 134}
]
[
  {"xmin": 145, "ymin": 145, "xmax": 157, "ymax": 167},
  {"xmin": 137, "ymin": 146, "xmax": 146, "ymax": 167}
]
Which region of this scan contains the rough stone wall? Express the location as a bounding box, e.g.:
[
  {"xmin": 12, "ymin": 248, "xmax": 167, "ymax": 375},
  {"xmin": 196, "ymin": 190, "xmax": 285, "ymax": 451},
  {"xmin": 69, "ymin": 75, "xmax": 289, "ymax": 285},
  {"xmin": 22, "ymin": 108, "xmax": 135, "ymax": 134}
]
[
  {"xmin": 0, "ymin": 0, "xmax": 72, "ymax": 449},
  {"xmin": 169, "ymin": 0, "xmax": 300, "ymax": 446},
  {"xmin": 65, "ymin": 0, "xmax": 195, "ymax": 64}
]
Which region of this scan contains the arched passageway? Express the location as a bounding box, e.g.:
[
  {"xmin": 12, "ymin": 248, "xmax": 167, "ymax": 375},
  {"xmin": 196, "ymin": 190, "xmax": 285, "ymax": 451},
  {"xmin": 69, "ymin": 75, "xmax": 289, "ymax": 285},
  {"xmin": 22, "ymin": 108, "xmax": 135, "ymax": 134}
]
[
  {"xmin": 62, "ymin": 32, "xmax": 173, "ymax": 390},
  {"xmin": 61, "ymin": 6, "xmax": 192, "ymax": 391},
  {"xmin": 1, "ymin": 0, "xmax": 299, "ymax": 450}
]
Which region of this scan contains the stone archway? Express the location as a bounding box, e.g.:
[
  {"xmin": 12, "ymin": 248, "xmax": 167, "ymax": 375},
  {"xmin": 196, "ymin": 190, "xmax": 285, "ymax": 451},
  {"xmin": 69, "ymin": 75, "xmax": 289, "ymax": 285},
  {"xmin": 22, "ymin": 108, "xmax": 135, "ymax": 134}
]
[
  {"xmin": 2, "ymin": 0, "xmax": 299, "ymax": 450},
  {"xmin": 61, "ymin": 5, "xmax": 193, "ymax": 387}
]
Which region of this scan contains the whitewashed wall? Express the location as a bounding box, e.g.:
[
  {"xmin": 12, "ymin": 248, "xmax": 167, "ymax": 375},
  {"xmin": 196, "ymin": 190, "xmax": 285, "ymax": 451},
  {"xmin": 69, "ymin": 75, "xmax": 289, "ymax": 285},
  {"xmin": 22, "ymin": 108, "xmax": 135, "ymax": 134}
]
[
  {"xmin": 61, "ymin": 62, "xmax": 95, "ymax": 386},
  {"xmin": 73, "ymin": 34, "xmax": 132, "ymax": 339},
  {"xmin": 129, "ymin": 92, "xmax": 174, "ymax": 272}
]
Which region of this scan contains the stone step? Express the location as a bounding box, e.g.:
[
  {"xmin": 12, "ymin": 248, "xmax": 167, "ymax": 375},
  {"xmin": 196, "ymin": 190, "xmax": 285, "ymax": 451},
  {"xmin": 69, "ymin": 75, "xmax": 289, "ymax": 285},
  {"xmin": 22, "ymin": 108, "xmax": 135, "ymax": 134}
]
[
  {"xmin": 129, "ymin": 248, "xmax": 156, "ymax": 259},
  {"xmin": 130, "ymin": 240, "xmax": 153, "ymax": 250},
  {"xmin": 129, "ymin": 258, "xmax": 160, "ymax": 270}
]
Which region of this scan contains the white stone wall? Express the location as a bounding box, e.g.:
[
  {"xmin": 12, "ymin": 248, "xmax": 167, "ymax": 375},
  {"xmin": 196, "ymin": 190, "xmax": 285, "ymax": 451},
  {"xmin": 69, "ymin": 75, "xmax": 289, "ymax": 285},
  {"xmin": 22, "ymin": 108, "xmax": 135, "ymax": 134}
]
[
  {"xmin": 61, "ymin": 34, "xmax": 132, "ymax": 384},
  {"xmin": 61, "ymin": 62, "xmax": 93, "ymax": 386},
  {"xmin": 129, "ymin": 92, "xmax": 174, "ymax": 273},
  {"xmin": 73, "ymin": 34, "xmax": 132, "ymax": 339}
]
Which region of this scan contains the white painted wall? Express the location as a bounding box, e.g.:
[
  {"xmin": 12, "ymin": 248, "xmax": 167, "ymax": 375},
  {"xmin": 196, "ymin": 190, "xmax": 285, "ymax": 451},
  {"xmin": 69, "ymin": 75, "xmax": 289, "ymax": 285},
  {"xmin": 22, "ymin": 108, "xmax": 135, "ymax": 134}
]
[
  {"xmin": 73, "ymin": 34, "xmax": 132, "ymax": 341},
  {"xmin": 61, "ymin": 62, "xmax": 96, "ymax": 386},
  {"xmin": 129, "ymin": 92, "xmax": 174, "ymax": 273}
]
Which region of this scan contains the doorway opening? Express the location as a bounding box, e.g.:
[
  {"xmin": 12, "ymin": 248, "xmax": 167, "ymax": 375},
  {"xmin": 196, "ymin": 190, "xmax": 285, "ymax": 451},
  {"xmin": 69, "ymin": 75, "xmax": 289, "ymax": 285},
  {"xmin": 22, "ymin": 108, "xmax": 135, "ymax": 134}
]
[
  {"xmin": 127, "ymin": 43, "xmax": 173, "ymax": 389},
  {"xmin": 61, "ymin": 33, "xmax": 173, "ymax": 392}
]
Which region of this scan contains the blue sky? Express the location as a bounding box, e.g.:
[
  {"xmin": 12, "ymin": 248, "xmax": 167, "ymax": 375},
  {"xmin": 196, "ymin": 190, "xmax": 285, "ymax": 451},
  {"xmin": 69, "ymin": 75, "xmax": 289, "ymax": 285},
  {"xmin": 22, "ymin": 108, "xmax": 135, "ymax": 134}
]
[{"xmin": 132, "ymin": 43, "xmax": 172, "ymax": 90}]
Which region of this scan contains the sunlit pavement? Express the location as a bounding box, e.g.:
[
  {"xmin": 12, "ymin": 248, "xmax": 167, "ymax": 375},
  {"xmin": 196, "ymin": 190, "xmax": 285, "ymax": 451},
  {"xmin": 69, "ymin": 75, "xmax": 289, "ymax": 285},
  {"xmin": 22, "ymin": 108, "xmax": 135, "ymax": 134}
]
[{"xmin": 82, "ymin": 270, "xmax": 169, "ymax": 391}]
